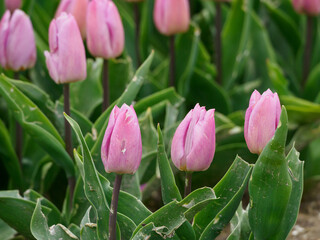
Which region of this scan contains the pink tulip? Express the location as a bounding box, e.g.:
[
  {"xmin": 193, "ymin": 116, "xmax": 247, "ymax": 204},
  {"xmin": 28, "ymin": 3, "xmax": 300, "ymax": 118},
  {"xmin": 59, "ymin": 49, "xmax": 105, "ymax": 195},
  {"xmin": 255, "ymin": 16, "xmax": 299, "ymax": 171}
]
[
  {"xmin": 55, "ymin": 0, "xmax": 88, "ymax": 38},
  {"xmin": 5, "ymin": 0, "xmax": 21, "ymax": 12},
  {"xmin": 153, "ymin": 0, "xmax": 190, "ymax": 36},
  {"xmin": 292, "ymin": 0, "xmax": 320, "ymax": 16},
  {"xmin": 86, "ymin": 0, "xmax": 124, "ymax": 59},
  {"xmin": 171, "ymin": 104, "xmax": 216, "ymax": 172},
  {"xmin": 244, "ymin": 89, "xmax": 281, "ymax": 154},
  {"xmin": 44, "ymin": 13, "xmax": 86, "ymax": 84},
  {"xmin": 0, "ymin": 10, "xmax": 36, "ymax": 71},
  {"xmin": 101, "ymin": 104, "xmax": 142, "ymax": 174}
]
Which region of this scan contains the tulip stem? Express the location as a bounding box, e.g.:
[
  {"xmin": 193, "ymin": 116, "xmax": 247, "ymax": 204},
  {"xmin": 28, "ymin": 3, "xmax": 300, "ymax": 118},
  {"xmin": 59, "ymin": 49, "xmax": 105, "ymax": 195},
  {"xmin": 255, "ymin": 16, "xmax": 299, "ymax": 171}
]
[
  {"xmin": 302, "ymin": 16, "xmax": 313, "ymax": 88},
  {"xmin": 169, "ymin": 35, "xmax": 175, "ymax": 87},
  {"xmin": 134, "ymin": 3, "xmax": 141, "ymax": 67},
  {"xmin": 103, "ymin": 60, "xmax": 109, "ymax": 110},
  {"xmin": 109, "ymin": 174, "xmax": 123, "ymax": 240},
  {"xmin": 184, "ymin": 172, "xmax": 192, "ymax": 197},
  {"xmin": 215, "ymin": 1, "xmax": 222, "ymax": 85},
  {"xmin": 64, "ymin": 83, "xmax": 75, "ymax": 207}
]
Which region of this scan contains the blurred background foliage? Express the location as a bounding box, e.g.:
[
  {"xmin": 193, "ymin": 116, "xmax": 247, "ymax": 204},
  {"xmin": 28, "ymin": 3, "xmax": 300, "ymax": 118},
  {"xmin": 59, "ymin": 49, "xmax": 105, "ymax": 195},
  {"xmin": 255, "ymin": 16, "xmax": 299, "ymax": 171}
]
[{"xmin": 0, "ymin": 0, "xmax": 319, "ymax": 229}]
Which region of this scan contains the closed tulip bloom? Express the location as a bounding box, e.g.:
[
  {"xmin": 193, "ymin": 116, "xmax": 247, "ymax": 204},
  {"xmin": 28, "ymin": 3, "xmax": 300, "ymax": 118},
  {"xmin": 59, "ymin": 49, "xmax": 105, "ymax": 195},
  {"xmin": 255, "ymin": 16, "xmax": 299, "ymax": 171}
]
[
  {"xmin": 292, "ymin": 0, "xmax": 320, "ymax": 16},
  {"xmin": 87, "ymin": 0, "xmax": 124, "ymax": 59},
  {"xmin": 244, "ymin": 89, "xmax": 281, "ymax": 154},
  {"xmin": 101, "ymin": 104, "xmax": 142, "ymax": 174},
  {"xmin": 5, "ymin": 0, "xmax": 22, "ymax": 12},
  {"xmin": 0, "ymin": 10, "xmax": 36, "ymax": 71},
  {"xmin": 55, "ymin": 0, "xmax": 88, "ymax": 38},
  {"xmin": 44, "ymin": 13, "xmax": 86, "ymax": 84},
  {"xmin": 153, "ymin": 0, "xmax": 190, "ymax": 36},
  {"xmin": 171, "ymin": 104, "xmax": 215, "ymax": 172}
]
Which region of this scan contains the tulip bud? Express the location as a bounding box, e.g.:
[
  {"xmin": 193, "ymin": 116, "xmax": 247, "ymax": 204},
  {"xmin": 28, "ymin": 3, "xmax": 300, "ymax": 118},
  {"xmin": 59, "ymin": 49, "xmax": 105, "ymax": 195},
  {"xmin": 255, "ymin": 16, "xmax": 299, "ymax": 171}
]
[
  {"xmin": 44, "ymin": 13, "xmax": 86, "ymax": 84},
  {"xmin": 101, "ymin": 104, "xmax": 142, "ymax": 174},
  {"xmin": 86, "ymin": 0, "xmax": 125, "ymax": 59},
  {"xmin": 244, "ymin": 89, "xmax": 281, "ymax": 154},
  {"xmin": 171, "ymin": 104, "xmax": 215, "ymax": 172},
  {"xmin": 292, "ymin": 0, "xmax": 320, "ymax": 16},
  {"xmin": 153, "ymin": 0, "xmax": 190, "ymax": 36},
  {"xmin": 5, "ymin": 0, "xmax": 22, "ymax": 12},
  {"xmin": 0, "ymin": 10, "xmax": 36, "ymax": 71},
  {"xmin": 55, "ymin": 0, "xmax": 88, "ymax": 38}
]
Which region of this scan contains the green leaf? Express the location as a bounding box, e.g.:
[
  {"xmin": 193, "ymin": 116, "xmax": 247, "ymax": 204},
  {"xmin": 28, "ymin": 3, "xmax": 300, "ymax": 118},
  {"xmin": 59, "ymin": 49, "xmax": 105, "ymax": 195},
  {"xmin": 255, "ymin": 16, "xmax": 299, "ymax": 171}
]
[
  {"xmin": 266, "ymin": 60, "xmax": 290, "ymax": 96},
  {"xmin": 80, "ymin": 207, "xmax": 98, "ymax": 240},
  {"xmin": 157, "ymin": 125, "xmax": 181, "ymax": 204},
  {"xmin": 0, "ymin": 190, "xmax": 51, "ymax": 239},
  {"xmin": 131, "ymin": 188, "xmax": 217, "ymax": 239},
  {"xmin": 64, "ymin": 114, "xmax": 113, "ymax": 240},
  {"xmin": 0, "ymin": 74, "xmax": 74, "ymax": 177},
  {"xmin": 280, "ymin": 95, "xmax": 320, "ymax": 125},
  {"xmin": 176, "ymin": 25, "xmax": 201, "ymax": 96},
  {"xmin": 227, "ymin": 203, "xmax": 251, "ymax": 240},
  {"xmin": 272, "ymin": 147, "xmax": 304, "ymax": 240},
  {"xmin": 304, "ymin": 63, "xmax": 320, "ymax": 101},
  {"xmin": 88, "ymin": 51, "xmax": 154, "ymax": 172},
  {"xmin": 248, "ymin": 106, "xmax": 292, "ymax": 240},
  {"xmin": 31, "ymin": 199, "xmax": 78, "ymax": 240},
  {"xmin": 135, "ymin": 88, "xmax": 184, "ymax": 116},
  {"xmin": 0, "ymin": 119, "xmax": 23, "ymax": 189},
  {"xmin": 193, "ymin": 156, "xmax": 252, "ymax": 238},
  {"xmin": 0, "ymin": 219, "xmax": 16, "ymax": 240},
  {"xmin": 24, "ymin": 189, "xmax": 63, "ymax": 226},
  {"xmin": 262, "ymin": 0, "xmax": 300, "ymax": 53},
  {"xmin": 157, "ymin": 125, "xmax": 196, "ymax": 240}
]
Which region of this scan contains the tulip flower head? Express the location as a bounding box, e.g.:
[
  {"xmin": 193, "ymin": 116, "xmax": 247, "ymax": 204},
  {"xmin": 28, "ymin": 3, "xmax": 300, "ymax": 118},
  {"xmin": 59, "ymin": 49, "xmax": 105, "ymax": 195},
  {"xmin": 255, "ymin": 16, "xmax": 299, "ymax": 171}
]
[
  {"xmin": 244, "ymin": 89, "xmax": 281, "ymax": 154},
  {"xmin": 171, "ymin": 104, "xmax": 216, "ymax": 172},
  {"xmin": 86, "ymin": 0, "xmax": 125, "ymax": 59},
  {"xmin": 44, "ymin": 13, "xmax": 87, "ymax": 84},
  {"xmin": 55, "ymin": 0, "xmax": 88, "ymax": 38},
  {"xmin": 101, "ymin": 104, "xmax": 142, "ymax": 174},
  {"xmin": 153, "ymin": 0, "xmax": 190, "ymax": 36},
  {"xmin": 0, "ymin": 10, "xmax": 36, "ymax": 71},
  {"xmin": 5, "ymin": 0, "xmax": 22, "ymax": 12},
  {"xmin": 292, "ymin": 0, "xmax": 320, "ymax": 16}
]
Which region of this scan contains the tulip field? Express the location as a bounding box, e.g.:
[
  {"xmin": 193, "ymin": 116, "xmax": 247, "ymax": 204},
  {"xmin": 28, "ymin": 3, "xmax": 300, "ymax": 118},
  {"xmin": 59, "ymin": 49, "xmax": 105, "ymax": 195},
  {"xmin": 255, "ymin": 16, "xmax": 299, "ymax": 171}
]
[{"xmin": 1, "ymin": 0, "xmax": 320, "ymax": 239}]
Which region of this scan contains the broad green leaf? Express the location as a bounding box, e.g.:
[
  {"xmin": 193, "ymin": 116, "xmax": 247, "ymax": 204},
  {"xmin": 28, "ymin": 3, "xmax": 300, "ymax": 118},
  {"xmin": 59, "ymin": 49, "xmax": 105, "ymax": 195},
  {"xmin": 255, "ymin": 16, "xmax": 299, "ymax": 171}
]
[
  {"xmin": 176, "ymin": 25, "xmax": 201, "ymax": 96},
  {"xmin": 140, "ymin": 109, "xmax": 158, "ymax": 157},
  {"xmin": 74, "ymin": 149, "xmax": 151, "ymax": 226},
  {"xmin": 135, "ymin": 88, "xmax": 184, "ymax": 116},
  {"xmin": 266, "ymin": 60, "xmax": 290, "ymax": 96},
  {"xmin": 31, "ymin": 199, "xmax": 78, "ymax": 240},
  {"xmin": 304, "ymin": 63, "xmax": 320, "ymax": 101},
  {"xmin": 273, "ymin": 147, "xmax": 304, "ymax": 240},
  {"xmin": 248, "ymin": 106, "xmax": 292, "ymax": 240},
  {"xmin": 131, "ymin": 188, "xmax": 217, "ymax": 239},
  {"xmin": 280, "ymin": 95, "xmax": 320, "ymax": 125},
  {"xmin": 222, "ymin": 0, "xmax": 251, "ymax": 88},
  {"xmin": 227, "ymin": 203, "xmax": 251, "ymax": 240},
  {"xmin": 88, "ymin": 51, "xmax": 154, "ymax": 172},
  {"xmin": 0, "ymin": 219, "xmax": 16, "ymax": 240},
  {"xmin": 193, "ymin": 156, "xmax": 252, "ymax": 238},
  {"xmin": 0, "ymin": 119, "xmax": 23, "ymax": 189},
  {"xmin": 199, "ymin": 157, "xmax": 252, "ymax": 240},
  {"xmin": 24, "ymin": 189, "xmax": 63, "ymax": 226},
  {"xmin": 262, "ymin": 0, "xmax": 300, "ymax": 53},
  {"xmin": 80, "ymin": 207, "xmax": 98, "ymax": 240},
  {"xmin": 0, "ymin": 74, "xmax": 74, "ymax": 177},
  {"xmin": 0, "ymin": 190, "xmax": 51, "ymax": 239},
  {"xmin": 157, "ymin": 125, "xmax": 195, "ymax": 240},
  {"xmin": 65, "ymin": 114, "xmax": 113, "ymax": 240},
  {"xmin": 157, "ymin": 125, "xmax": 181, "ymax": 204}
]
